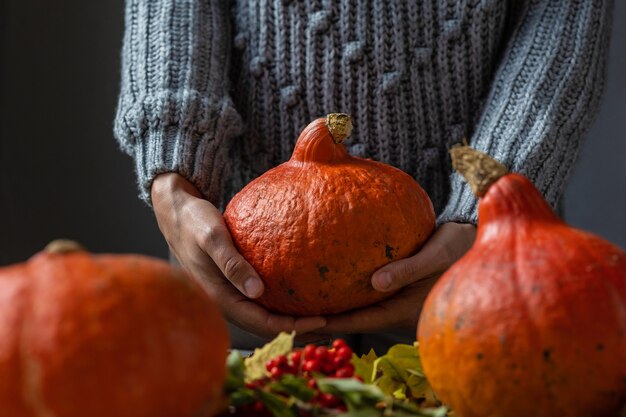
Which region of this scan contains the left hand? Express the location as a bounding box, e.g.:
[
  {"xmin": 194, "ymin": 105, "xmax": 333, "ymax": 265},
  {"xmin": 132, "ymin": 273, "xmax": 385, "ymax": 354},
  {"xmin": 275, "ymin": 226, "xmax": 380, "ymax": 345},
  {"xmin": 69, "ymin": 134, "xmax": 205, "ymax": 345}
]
[{"xmin": 319, "ymin": 222, "xmax": 476, "ymax": 334}]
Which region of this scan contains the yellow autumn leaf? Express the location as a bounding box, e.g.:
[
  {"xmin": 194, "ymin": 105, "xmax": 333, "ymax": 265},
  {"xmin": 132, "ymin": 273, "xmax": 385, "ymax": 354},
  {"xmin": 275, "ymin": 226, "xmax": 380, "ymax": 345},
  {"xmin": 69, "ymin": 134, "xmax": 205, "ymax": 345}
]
[
  {"xmin": 243, "ymin": 331, "xmax": 295, "ymax": 382},
  {"xmin": 351, "ymin": 348, "xmax": 378, "ymax": 384}
]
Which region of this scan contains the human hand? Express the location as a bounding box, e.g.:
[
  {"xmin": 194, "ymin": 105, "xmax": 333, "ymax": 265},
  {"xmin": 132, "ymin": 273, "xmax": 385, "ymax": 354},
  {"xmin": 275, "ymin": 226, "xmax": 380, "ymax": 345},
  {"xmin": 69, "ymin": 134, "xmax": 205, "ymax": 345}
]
[
  {"xmin": 319, "ymin": 222, "xmax": 476, "ymax": 334},
  {"xmin": 151, "ymin": 173, "xmax": 327, "ymax": 339}
]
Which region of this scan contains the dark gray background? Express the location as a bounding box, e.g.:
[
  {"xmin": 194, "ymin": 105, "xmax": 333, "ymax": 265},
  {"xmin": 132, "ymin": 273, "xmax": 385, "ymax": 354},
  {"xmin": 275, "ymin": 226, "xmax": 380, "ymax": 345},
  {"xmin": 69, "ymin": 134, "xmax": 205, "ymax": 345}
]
[{"xmin": 1, "ymin": 1, "xmax": 624, "ymax": 265}]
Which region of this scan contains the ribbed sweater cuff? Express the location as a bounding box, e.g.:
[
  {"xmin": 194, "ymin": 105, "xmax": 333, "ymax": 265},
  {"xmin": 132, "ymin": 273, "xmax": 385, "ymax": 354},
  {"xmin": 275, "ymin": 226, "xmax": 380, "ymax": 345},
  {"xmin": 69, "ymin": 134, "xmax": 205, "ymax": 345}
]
[
  {"xmin": 436, "ymin": 173, "xmax": 478, "ymax": 226},
  {"xmin": 117, "ymin": 94, "xmax": 242, "ymax": 208}
]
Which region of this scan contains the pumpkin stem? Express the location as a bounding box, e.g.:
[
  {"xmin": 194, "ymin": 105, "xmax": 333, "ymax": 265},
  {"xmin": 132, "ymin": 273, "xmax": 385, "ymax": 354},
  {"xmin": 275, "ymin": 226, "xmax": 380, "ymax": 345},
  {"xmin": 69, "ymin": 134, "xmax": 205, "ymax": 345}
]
[
  {"xmin": 325, "ymin": 113, "xmax": 352, "ymax": 144},
  {"xmin": 450, "ymin": 145, "xmax": 508, "ymax": 197},
  {"xmin": 45, "ymin": 239, "xmax": 85, "ymax": 254}
]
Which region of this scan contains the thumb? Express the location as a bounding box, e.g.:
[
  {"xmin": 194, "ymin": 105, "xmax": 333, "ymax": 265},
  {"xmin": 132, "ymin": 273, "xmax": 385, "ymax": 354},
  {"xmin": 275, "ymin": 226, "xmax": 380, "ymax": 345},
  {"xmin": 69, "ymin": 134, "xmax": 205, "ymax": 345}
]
[
  {"xmin": 196, "ymin": 206, "xmax": 265, "ymax": 299},
  {"xmin": 372, "ymin": 223, "xmax": 475, "ymax": 292}
]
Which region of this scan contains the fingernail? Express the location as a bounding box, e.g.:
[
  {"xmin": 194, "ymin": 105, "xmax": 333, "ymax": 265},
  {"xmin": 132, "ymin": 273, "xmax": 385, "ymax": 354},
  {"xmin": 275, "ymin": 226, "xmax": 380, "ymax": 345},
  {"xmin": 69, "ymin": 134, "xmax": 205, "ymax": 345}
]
[
  {"xmin": 243, "ymin": 277, "xmax": 263, "ymax": 298},
  {"xmin": 373, "ymin": 272, "xmax": 392, "ymax": 291}
]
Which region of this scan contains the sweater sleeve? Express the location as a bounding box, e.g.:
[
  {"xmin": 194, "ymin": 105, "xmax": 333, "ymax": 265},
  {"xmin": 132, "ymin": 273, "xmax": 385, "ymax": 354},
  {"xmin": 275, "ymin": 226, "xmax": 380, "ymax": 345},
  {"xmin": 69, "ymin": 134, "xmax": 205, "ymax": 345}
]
[
  {"xmin": 114, "ymin": 0, "xmax": 243, "ymax": 207},
  {"xmin": 437, "ymin": 0, "xmax": 613, "ymax": 225}
]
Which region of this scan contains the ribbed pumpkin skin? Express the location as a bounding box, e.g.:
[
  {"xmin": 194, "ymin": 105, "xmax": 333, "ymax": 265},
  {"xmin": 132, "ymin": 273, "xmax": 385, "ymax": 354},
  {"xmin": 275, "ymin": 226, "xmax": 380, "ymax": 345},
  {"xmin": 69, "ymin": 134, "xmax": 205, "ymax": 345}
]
[
  {"xmin": 418, "ymin": 174, "xmax": 626, "ymax": 417},
  {"xmin": 0, "ymin": 247, "xmax": 229, "ymax": 417},
  {"xmin": 224, "ymin": 117, "xmax": 435, "ymax": 315}
]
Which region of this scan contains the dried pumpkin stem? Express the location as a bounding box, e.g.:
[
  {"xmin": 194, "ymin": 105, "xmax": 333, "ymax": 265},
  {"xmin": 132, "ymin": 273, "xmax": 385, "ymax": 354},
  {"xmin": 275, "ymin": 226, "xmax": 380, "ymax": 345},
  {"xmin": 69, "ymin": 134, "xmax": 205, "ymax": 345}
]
[
  {"xmin": 450, "ymin": 145, "xmax": 508, "ymax": 197},
  {"xmin": 45, "ymin": 239, "xmax": 85, "ymax": 254},
  {"xmin": 326, "ymin": 113, "xmax": 353, "ymax": 144}
]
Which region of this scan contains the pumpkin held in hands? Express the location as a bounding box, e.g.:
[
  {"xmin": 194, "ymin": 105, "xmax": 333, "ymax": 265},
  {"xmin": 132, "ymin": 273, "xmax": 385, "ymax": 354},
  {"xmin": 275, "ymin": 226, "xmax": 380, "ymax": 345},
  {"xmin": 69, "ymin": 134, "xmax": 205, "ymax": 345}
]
[
  {"xmin": 417, "ymin": 147, "xmax": 626, "ymax": 417},
  {"xmin": 224, "ymin": 114, "xmax": 436, "ymax": 315},
  {"xmin": 0, "ymin": 240, "xmax": 229, "ymax": 417}
]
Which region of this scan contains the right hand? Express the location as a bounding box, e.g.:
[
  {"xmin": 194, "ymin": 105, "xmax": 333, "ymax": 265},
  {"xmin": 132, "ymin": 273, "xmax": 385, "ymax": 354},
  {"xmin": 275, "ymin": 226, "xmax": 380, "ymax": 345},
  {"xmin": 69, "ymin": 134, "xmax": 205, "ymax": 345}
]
[{"xmin": 151, "ymin": 173, "xmax": 327, "ymax": 339}]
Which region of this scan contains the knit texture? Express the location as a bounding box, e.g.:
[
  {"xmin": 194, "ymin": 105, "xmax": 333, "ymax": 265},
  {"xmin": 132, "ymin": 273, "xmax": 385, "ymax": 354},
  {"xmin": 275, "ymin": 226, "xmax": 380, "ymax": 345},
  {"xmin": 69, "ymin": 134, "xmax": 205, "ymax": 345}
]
[{"xmin": 114, "ymin": 0, "xmax": 613, "ymax": 223}]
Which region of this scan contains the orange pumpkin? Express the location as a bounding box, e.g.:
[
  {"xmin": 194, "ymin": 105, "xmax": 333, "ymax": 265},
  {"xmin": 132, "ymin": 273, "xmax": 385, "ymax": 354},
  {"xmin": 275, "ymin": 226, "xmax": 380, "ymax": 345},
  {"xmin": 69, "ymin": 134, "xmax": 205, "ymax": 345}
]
[
  {"xmin": 417, "ymin": 147, "xmax": 626, "ymax": 417},
  {"xmin": 0, "ymin": 240, "xmax": 229, "ymax": 417},
  {"xmin": 224, "ymin": 114, "xmax": 436, "ymax": 315}
]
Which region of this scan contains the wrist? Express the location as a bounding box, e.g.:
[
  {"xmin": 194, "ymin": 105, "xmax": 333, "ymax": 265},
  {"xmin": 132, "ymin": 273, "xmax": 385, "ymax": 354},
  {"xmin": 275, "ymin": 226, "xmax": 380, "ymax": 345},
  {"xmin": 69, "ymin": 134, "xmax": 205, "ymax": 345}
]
[{"xmin": 151, "ymin": 173, "xmax": 203, "ymax": 208}]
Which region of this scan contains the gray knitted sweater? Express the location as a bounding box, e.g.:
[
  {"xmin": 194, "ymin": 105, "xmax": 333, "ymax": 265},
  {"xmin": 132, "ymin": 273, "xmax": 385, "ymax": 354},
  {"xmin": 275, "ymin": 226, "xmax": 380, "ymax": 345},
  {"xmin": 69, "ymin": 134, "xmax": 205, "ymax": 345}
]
[{"xmin": 114, "ymin": 0, "xmax": 612, "ymax": 224}]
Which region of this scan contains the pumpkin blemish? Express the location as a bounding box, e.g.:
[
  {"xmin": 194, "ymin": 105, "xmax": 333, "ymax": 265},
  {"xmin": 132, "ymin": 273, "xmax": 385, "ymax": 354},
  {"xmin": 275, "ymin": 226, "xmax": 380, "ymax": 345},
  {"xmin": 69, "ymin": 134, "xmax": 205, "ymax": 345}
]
[
  {"xmin": 316, "ymin": 264, "xmax": 329, "ymax": 280},
  {"xmin": 385, "ymin": 245, "xmax": 394, "ymax": 260}
]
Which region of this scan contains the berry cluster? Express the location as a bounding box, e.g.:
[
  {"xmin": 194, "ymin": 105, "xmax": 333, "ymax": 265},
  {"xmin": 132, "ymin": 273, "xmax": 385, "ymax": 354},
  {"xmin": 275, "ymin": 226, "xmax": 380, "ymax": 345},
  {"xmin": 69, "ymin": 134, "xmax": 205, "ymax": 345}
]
[
  {"xmin": 241, "ymin": 339, "xmax": 360, "ymax": 415},
  {"xmin": 265, "ymin": 339, "xmax": 356, "ymax": 380}
]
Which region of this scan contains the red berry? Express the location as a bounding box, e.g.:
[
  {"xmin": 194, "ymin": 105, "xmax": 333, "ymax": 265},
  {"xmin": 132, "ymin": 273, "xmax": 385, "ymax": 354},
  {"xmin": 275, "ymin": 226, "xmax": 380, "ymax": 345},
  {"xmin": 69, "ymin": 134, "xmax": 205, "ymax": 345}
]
[
  {"xmin": 335, "ymin": 365, "xmax": 354, "ymax": 378},
  {"xmin": 322, "ymin": 361, "xmax": 336, "ymax": 374},
  {"xmin": 320, "ymin": 393, "xmax": 342, "ymax": 408},
  {"xmin": 332, "ymin": 355, "xmax": 347, "ymax": 369},
  {"xmin": 336, "ymin": 346, "xmax": 352, "ymax": 361},
  {"xmin": 303, "ymin": 359, "xmax": 320, "ymax": 373},
  {"xmin": 253, "ymin": 400, "xmax": 266, "ymax": 412},
  {"xmin": 276, "ymin": 354, "xmax": 288, "ymax": 366},
  {"xmin": 284, "ymin": 364, "xmax": 299, "ymax": 375},
  {"xmin": 332, "ymin": 339, "xmax": 348, "ymax": 349},
  {"xmin": 290, "ymin": 350, "xmax": 302, "ymax": 365},
  {"xmin": 304, "ymin": 344, "xmax": 317, "ymax": 360},
  {"xmin": 307, "ymin": 378, "xmax": 318, "ymax": 389},
  {"xmin": 265, "ymin": 358, "xmax": 277, "ymax": 372},
  {"xmin": 244, "ymin": 381, "xmax": 258, "ymax": 389},
  {"xmin": 270, "ymin": 366, "xmax": 282, "ymax": 379},
  {"xmin": 315, "ymin": 346, "xmax": 329, "ymax": 361}
]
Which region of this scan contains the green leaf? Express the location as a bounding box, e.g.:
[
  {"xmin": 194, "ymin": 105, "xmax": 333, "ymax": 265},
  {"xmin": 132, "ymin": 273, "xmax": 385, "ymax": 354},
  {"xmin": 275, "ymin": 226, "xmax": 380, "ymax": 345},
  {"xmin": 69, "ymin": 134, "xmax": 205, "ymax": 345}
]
[
  {"xmin": 257, "ymin": 389, "xmax": 298, "ymax": 417},
  {"xmin": 380, "ymin": 344, "xmax": 422, "ymax": 376},
  {"xmin": 390, "ymin": 411, "xmax": 421, "ymax": 417},
  {"xmin": 370, "ymin": 343, "xmax": 434, "ymax": 401},
  {"xmin": 225, "ymin": 350, "xmax": 245, "ymax": 392},
  {"xmin": 317, "ymin": 377, "xmax": 386, "ymax": 412},
  {"xmin": 351, "ymin": 349, "xmax": 378, "ymax": 384},
  {"xmin": 317, "ymin": 378, "xmax": 384, "ymax": 400},
  {"xmin": 372, "ymin": 356, "xmax": 407, "ymax": 399},
  {"xmin": 392, "ymin": 385, "xmax": 407, "ymax": 400},
  {"xmin": 269, "ymin": 374, "xmax": 316, "ymax": 402},
  {"xmin": 391, "ymin": 409, "xmax": 445, "ymax": 417},
  {"xmin": 405, "ymin": 373, "xmax": 430, "ymax": 399},
  {"xmin": 244, "ymin": 331, "xmax": 295, "ymax": 382},
  {"xmin": 229, "ymin": 388, "xmax": 256, "ymax": 406}
]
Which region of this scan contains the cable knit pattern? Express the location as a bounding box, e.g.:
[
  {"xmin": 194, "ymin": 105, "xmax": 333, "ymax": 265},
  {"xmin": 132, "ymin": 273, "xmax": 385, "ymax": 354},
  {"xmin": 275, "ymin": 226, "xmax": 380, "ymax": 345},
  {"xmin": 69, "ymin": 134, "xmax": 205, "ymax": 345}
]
[{"xmin": 115, "ymin": 0, "xmax": 613, "ymax": 223}]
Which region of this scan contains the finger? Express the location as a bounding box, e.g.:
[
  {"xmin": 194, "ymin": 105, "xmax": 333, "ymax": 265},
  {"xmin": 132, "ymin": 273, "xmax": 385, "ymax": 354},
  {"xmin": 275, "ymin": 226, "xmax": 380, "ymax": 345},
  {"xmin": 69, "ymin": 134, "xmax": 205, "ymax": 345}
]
[
  {"xmin": 372, "ymin": 222, "xmax": 475, "ymax": 292},
  {"xmin": 322, "ymin": 305, "xmax": 392, "ymax": 334},
  {"xmin": 294, "ymin": 316, "xmax": 328, "ymax": 334},
  {"xmin": 260, "ymin": 311, "xmax": 327, "ymax": 336},
  {"xmin": 182, "ymin": 255, "xmax": 328, "ymax": 339},
  {"xmin": 200, "ymin": 275, "xmax": 324, "ymax": 338},
  {"xmin": 191, "ymin": 202, "xmax": 265, "ymax": 299},
  {"xmin": 229, "ymin": 298, "xmax": 327, "ymax": 339},
  {"xmin": 322, "ymin": 280, "xmax": 433, "ymax": 334}
]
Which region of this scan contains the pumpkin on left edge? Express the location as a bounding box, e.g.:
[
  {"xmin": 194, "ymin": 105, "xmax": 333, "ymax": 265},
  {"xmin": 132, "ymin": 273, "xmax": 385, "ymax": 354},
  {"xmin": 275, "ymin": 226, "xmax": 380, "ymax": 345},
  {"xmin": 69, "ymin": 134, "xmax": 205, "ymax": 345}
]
[{"xmin": 0, "ymin": 240, "xmax": 229, "ymax": 417}]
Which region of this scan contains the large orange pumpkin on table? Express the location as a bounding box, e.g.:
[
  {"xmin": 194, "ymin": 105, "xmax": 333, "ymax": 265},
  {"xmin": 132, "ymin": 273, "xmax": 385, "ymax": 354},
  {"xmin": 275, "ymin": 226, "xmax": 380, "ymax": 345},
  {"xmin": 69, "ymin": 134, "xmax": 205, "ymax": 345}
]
[
  {"xmin": 417, "ymin": 147, "xmax": 626, "ymax": 417},
  {"xmin": 224, "ymin": 113, "xmax": 436, "ymax": 315},
  {"xmin": 0, "ymin": 240, "xmax": 229, "ymax": 417}
]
